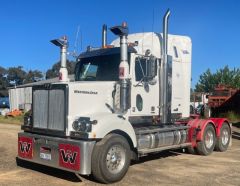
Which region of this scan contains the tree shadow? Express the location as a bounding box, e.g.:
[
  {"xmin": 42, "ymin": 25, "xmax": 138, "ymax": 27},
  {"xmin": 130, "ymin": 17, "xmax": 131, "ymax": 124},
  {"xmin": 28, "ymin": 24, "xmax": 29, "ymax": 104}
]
[
  {"xmin": 132, "ymin": 150, "xmax": 182, "ymax": 165},
  {"xmin": 232, "ymin": 131, "xmax": 240, "ymax": 140},
  {"xmin": 16, "ymin": 157, "xmax": 82, "ymax": 183},
  {"xmin": 16, "ymin": 150, "xmax": 183, "ymax": 184},
  {"xmin": 232, "ymin": 122, "xmax": 240, "ymax": 129},
  {"xmin": 83, "ymin": 150, "xmax": 183, "ymax": 183}
]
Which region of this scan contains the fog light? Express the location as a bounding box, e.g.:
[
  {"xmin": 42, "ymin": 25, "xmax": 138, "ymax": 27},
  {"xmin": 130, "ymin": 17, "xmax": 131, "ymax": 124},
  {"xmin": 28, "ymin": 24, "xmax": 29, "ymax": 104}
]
[
  {"xmin": 72, "ymin": 120, "xmax": 81, "ymax": 131},
  {"xmin": 86, "ymin": 123, "xmax": 92, "ymax": 131},
  {"xmin": 72, "ymin": 117, "xmax": 92, "ymax": 132},
  {"xmin": 79, "ymin": 121, "xmax": 87, "ymax": 131},
  {"xmin": 24, "ymin": 115, "xmax": 32, "ymax": 126}
]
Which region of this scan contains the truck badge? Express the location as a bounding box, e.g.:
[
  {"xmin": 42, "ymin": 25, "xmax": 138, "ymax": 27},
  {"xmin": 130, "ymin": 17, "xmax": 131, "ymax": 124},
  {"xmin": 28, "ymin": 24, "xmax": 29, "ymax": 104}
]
[
  {"xmin": 18, "ymin": 137, "xmax": 33, "ymax": 159},
  {"xmin": 60, "ymin": 149, "xmax": 78, "ymax": 164},
  {"xmin": 74, "ymin": 90, "xmax": 98, "ymax": 95},
  {"xmin": 59, "ymin": 144, "xmax": 80, "ymax": 170},
  {"xmin": 19, "ymin": 142, "xmax": 31, "ymax": 153}
]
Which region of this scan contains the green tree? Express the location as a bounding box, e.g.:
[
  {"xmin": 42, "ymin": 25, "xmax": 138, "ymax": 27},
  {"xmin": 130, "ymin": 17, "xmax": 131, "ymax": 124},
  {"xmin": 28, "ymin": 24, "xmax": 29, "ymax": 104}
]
[
  {"xmin": 46, "ymin": 60, "xmax": 76, "ymax": 79},
  {"xmin": 0, "ymin": 66, "xmax": 8, "ymax": 89},
  {"xmin": 7, "ymin": 66, "xmax": 27, "ymax": 86},
  {"xmin": 0, "ymin": 66, "xmax": 8, "ymax": 96},
  {"xmin": 195, "ymin": 66, "xmax": 240, "ymax": 92},
  {"xmin": 24, "ymin": 70, "xmax": 43, "ymax": 84}
]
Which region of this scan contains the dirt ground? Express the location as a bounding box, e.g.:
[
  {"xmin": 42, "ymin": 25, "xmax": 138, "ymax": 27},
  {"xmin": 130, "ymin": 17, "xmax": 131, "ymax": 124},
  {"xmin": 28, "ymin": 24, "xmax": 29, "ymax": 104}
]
[{"xmin": 0, "ymin": 123, "xmax": 239, "ymax": 186}]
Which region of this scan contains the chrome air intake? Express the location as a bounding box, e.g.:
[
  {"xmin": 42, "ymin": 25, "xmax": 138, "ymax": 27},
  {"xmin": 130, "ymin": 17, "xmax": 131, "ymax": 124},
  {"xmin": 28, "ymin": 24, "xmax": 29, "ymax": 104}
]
[
  {"xmin": 102, "ymin": 24, "xmax": 107, "ymax": 47},
  {"xmin": 51, "ymin": 36, "xmax": 69, "ymax": 82},
  {"xmin": 110, "ymin": 22, "xmax": 131, "ymax": 113},
  {"xmin": 160, "ymin": 9, "xmax": 172, "ymax": 123}
]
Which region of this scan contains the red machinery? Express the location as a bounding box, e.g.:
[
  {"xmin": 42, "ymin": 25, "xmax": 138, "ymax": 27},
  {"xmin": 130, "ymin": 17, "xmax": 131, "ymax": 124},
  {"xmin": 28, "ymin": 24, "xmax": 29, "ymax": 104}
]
[{"xmin": 208, "ymin": 85, "xmax": 238, "ymax": 108}]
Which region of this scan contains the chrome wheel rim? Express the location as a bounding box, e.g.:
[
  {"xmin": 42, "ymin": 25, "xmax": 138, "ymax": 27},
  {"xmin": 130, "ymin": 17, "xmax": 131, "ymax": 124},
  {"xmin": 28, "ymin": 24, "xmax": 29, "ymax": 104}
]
[
  {"xmin": 221, "ymin": 129, "xmax": 229, "ymax": 146},
  {"xmin": 205, "ymin": 130, "xmax": 214, "ymax": 149},
  {"xmin": 106, "ymin": 145, "xmax": 126, "ymax": 174}
]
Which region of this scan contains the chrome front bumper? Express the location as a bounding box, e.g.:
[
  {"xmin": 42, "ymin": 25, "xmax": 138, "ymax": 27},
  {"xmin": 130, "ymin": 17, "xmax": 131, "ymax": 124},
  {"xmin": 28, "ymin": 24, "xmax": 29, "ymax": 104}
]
[{"xmin": 18, "ymin": 132, "xmax": 95, "ymax": 175}]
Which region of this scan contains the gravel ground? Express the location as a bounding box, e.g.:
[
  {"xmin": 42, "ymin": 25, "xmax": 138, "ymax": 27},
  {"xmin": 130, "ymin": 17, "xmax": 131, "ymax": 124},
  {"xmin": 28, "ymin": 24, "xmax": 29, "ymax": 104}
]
[{"xmin": 0, "ymin": 123, "xmax": 239, "ymax": 186}]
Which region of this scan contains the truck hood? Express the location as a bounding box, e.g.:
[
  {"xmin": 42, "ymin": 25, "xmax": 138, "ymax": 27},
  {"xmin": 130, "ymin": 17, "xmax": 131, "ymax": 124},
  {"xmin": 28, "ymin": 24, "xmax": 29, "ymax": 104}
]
[{"xmin": 67, "ymin": 81, "xmax": 115, "ymax": 121}]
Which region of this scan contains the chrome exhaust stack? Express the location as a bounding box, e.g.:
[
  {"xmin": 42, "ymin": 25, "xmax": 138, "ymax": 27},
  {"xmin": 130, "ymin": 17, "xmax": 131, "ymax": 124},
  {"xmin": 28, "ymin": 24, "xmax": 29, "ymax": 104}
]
[
  {"xmin": 110, "ymin": 22, "xmax": 131, "ymax": 113},
  {"xmin": 102, "ymin": 24, "xmax": 107, "ymax": 48},
  {"xmin": 160, "ymin": 9, "xmax": 172, "ymax": 123},
  {"xmin": 51, "ymin": 36, "xmax": 69, "ymax": 82}
]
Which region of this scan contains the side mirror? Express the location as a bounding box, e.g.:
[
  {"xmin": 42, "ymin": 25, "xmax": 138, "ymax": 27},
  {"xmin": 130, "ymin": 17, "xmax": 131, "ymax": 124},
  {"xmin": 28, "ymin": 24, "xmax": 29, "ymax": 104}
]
[
  {"xmin": 135, "ymin": 55, "xmax": 158, "ymax": 86},
  {"xmin": 146, "ymin": 56, "xmax": 157, "ymax": 79}
]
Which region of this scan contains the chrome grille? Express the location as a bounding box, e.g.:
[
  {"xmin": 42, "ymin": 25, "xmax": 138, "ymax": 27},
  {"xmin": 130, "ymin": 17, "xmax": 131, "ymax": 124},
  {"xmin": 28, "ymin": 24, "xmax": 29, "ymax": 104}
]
[
  {"xmin": 33, "ymin": 90, "xmax": 48, "ymax": 129},
  {"xmin": 48, "ymin": 90, "xmax": 65, "ymax": 130},
  {"xmin": 33, "ymin": 85, "xmax": 66, "ymax": 132}
]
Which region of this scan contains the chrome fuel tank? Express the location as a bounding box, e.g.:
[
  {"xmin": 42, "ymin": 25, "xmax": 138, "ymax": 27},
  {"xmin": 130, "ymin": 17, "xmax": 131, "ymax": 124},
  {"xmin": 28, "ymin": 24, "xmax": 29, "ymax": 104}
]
[{"xmin": 137, "ymin": 129, "xmax": 188, "ymax": 150}]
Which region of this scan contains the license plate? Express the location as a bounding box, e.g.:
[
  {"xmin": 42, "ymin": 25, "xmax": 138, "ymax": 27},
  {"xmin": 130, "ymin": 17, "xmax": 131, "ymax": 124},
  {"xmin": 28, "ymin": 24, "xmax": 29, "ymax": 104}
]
[
  {"xmin": 40, "ymin": 152, "xmax": 51, "ymax": 160},
  {"xmin": 40, "ymin": 147, "xmax": 51, "ymax": 160}
]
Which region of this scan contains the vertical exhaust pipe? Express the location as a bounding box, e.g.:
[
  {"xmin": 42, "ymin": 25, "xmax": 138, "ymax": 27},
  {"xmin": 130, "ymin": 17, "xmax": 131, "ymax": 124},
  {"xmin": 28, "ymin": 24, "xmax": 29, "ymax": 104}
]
[
  {"xmin": 160, "ymin": 9, "xmax": 171, "ymax": 123},
  {"xmin": 110, "ymin": 22, "xmax": 130, "ymax": 113},
  {"xmin": 102, "ymin": 24, "xmax": 107, "ymax": 48},
  {"xmin": 51, "ymin": 36, "xmax": 69, "ymax": 82}
]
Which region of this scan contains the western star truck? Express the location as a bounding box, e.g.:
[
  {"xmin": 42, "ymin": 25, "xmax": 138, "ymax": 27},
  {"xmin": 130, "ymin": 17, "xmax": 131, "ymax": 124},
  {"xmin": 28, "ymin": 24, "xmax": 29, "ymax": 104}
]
[{"xmin": 18, "ymin": 10, "xmax": 231, "ymax": 183}]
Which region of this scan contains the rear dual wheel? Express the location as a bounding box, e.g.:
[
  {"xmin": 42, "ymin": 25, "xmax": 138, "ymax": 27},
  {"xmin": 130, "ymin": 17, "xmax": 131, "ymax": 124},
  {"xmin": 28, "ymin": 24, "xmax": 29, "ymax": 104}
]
[
  {"xmin": 187, "ymin": 146, "xmax": 197, "ymax": 154},
  {"xmin": 215, "ymin": 123, "xmax": 231, "ymax": 152},
  {"xmin": 196, "ymin": 124, "xmax": 216, "ymax": 155},
  {"xmin": 189, "ymin": 123, "xmax": 231, "ymax": 155}
]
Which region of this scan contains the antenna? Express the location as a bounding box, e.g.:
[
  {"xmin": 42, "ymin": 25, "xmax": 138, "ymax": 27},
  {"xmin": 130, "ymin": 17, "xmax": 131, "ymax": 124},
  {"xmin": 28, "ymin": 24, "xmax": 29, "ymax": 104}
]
[
  {"xmin": 67, "ymin": 26, "xmax": 81, "ymax": 59},
  {"xmin": 72, "ymin": 25, "xmax": 80, "ymax": 58},
  {"xmin": 80, "ymin": 29, "xmax": 83, "ymax": 51}
]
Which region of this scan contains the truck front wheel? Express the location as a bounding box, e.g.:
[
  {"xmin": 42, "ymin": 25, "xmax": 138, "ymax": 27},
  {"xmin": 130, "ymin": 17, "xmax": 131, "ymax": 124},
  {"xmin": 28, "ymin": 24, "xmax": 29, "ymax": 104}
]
[{"xmin": 91, "ymin": 133, "xmax": 131, "ymax": 183}]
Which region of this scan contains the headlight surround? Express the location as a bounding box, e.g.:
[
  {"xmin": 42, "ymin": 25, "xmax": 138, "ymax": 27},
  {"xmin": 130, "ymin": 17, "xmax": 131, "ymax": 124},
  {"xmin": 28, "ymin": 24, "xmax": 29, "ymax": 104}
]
[{"xmin": 72, "ymin": 117, "xmax": 92, "ymax": 132}]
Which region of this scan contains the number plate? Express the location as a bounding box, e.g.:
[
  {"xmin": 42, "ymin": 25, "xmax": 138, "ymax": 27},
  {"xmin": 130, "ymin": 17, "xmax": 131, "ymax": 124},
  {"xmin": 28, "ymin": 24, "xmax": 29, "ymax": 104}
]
[
  {"xmin": 40, "ymin": 152, "xmax": 51, "ymax": 160},
  {"xmin": 40, "ymin": 147, "xmax": 51, "ymax": 160}
]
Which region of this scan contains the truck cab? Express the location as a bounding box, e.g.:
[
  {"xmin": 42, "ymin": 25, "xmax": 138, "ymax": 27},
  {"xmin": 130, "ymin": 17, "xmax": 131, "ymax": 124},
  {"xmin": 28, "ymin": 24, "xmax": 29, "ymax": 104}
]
[{"xmin": 18, "ymin": 10, "xmax": 231, "ymax": 184}]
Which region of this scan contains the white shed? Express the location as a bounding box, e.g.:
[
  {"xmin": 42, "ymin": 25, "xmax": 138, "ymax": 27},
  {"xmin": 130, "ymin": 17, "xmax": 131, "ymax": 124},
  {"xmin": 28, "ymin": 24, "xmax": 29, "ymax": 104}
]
[
  {"xmin": 8, "ymin": 86, "xmax": 32, "ymax": 111},
  {"xmin": 8, "ymin": 75, "xmax": 74, "ymax": 111}
]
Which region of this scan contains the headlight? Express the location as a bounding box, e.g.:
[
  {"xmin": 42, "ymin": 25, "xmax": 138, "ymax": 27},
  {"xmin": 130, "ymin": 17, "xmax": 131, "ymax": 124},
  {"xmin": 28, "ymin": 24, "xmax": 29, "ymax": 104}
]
[
  {"xmin": 72, "ymin": 117, "xmax": 92, "ymax": 132},
  {"xmin": 24, "ymin": 115, "xmax": 32, "ymax": 126}
]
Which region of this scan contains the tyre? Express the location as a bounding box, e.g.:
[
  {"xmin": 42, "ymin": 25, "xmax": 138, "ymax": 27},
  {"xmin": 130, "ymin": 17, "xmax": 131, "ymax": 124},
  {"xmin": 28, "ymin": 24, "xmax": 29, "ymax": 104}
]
[
  {"xmin": 187, "ymin": 146, "xmax": 197, "ymax": 155},
  {"xmin": 215, "ymin": 123, "xmax": 231, "ymax": 152},
  {"xmin": 91, "ymin": 134, "xmax": 131, "ymax": 183},
  {"xmin": 196, "ymin": 124, "xmax": 216, "ymax": 155}
]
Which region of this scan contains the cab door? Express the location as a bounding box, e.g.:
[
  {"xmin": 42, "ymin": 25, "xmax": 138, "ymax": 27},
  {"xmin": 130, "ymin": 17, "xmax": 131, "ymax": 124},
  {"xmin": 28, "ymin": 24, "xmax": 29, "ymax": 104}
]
[{"xmin": 130, "ymin": 55, "xmax": 159, "ymax": 116}]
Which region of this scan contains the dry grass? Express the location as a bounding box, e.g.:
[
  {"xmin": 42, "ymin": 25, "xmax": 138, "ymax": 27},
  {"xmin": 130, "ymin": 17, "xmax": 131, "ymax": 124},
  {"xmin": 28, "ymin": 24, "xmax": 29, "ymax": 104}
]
[
  {"xmin": 218, "ymin": 111, "xmax": 240, "ymax": 123},
  {"xmin": 0, "ymin": 115, "xmax": 23, "ymax": 125}
]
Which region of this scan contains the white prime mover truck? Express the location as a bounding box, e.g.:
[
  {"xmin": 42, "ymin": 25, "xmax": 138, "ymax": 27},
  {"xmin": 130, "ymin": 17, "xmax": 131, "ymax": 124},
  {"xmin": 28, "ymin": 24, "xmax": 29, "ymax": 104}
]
[{"xmin": 18, "ymin": 10, "xmax": 231, "ymax": 183}]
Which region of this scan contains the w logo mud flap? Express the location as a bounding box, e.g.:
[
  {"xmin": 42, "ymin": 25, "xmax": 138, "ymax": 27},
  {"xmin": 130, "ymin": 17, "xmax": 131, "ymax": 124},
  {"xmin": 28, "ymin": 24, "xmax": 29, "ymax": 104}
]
[
  {"xmin": 18, "ymin": 137, "xmax": 33, "ymax": 159},
  {"xmin": 59, "ymin": 144, "xmax": 80, "ymax": 171}
]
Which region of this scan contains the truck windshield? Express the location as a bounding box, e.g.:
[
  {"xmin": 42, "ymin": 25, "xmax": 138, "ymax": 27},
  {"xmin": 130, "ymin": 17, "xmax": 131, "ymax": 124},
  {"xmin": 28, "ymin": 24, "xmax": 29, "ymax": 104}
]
[{"xmin": 75, "ymin": 54, "xmax": 121, "ymax": 81}]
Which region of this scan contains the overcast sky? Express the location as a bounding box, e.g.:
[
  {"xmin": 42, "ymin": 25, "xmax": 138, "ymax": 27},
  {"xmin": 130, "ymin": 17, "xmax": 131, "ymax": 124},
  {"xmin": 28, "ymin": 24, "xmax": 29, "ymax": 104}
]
[{"xmin": 0, "ymin": 0, "xmax": 239, "ymax": 87}]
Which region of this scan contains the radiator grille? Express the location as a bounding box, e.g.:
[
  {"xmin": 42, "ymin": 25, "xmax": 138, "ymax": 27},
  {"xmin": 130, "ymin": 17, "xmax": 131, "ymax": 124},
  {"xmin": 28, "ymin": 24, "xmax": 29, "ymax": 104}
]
[
  {"xmin": 33, "ymin": 86, "xmax": 66, "ymax": 132},
  {"xmin": 33, "ymin": 90, "xmax": 48, "ymax": 129}
]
